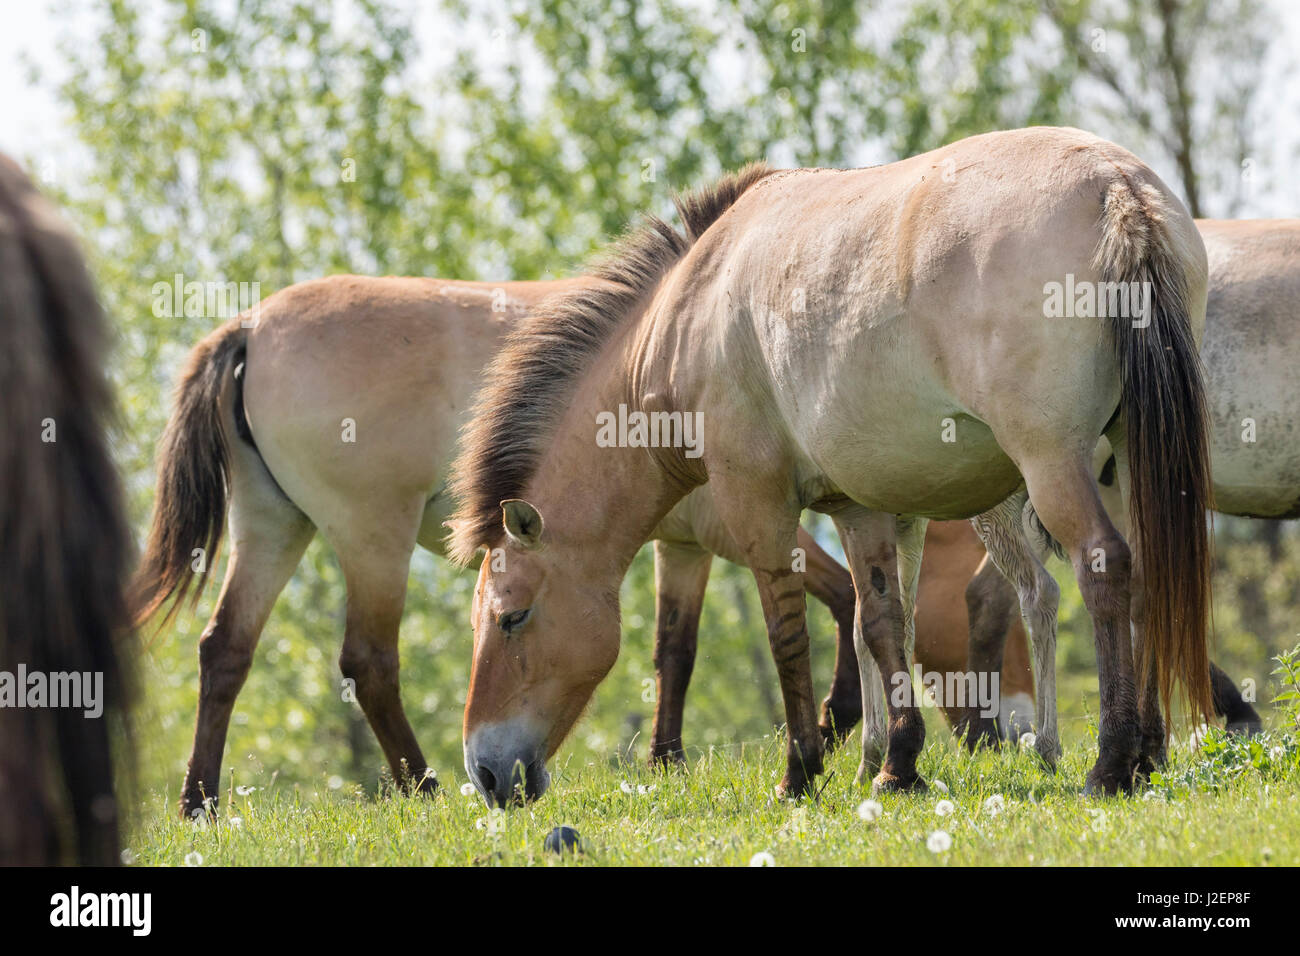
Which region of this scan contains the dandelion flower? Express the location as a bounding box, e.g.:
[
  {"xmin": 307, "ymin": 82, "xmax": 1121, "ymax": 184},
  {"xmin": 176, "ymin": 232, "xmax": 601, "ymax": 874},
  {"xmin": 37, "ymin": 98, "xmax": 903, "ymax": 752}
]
[
  {"xmin": 749, "ymin": 851, "xmax": 776, "ymax": 867},
  {"xmin": 460, "ymin": 782, "xmax": 477, "ymax": 797},
  {"xmin": 933, "ymin": 779, "xmax": 950, "ymax": 794},
  {"xmin": 235, "ymin": 785, "xmax": 256, "ymax": 796},
  {"xmin": 1019, "ymin": 732, "xmax": 1037, "ymax": 749},
  {"xmin": 120, "ymin": 848, "xmax": 136, "ymax": 865},
  {"xmin": 619, "ymin": 780, "xmax": 634, "ymax": 794},
  {"xmin": 228, "ymin": 816, "xmax": 243, "ymax": 829},
  {"xmin": 935, "ymin": 799, "xmax": 955, "ymax": 817},
  {"xmin": 184, "ymin": 851, "xmax": 204, "ymax": 867},
  {"xmin": 927, "ymin": 830, "xmax": 952, "ymax": 853},
  {"xmin": 857, "ymin": 799, "xmax": 883, "ymax": 822},
  {"xmin": 983, "ymin": 794, "xmax": 1005, "ymax": 816}
]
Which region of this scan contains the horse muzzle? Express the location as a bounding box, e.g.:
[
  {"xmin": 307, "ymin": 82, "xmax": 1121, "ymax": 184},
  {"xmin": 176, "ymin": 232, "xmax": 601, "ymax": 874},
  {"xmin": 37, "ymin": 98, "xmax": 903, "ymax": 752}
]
[{"xmin": 465, "ymin": 721, "xmax": 550, "ymax": 807}]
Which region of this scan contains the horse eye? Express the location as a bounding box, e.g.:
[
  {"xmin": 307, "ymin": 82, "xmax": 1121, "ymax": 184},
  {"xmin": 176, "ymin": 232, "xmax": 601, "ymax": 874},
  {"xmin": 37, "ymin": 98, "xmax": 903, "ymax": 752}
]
[{"xmin": 497, "ymin": 608, "xmax": 532, "ymax": 635}]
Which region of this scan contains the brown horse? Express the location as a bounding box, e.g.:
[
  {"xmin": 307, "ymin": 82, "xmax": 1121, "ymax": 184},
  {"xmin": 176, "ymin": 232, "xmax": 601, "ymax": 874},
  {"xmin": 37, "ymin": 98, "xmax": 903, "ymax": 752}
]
[
  {"xmin": 0, "ymin": 155, "xmax": 132, "ymax": 864},
  {"xmin": 966, "ymin": 219, "xmax": 1298, "ymax": 746},
  {"xmin": 133, "ymin": 274, "xmax": 864, "ymax": 817},
  {"xmin": 450, "ymin": 127, "xmax": 1214, "ymax": 804}
]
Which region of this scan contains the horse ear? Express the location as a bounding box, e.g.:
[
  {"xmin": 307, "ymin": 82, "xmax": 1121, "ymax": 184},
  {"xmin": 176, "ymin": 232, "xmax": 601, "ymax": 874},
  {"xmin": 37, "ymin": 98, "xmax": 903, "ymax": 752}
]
[{"xmin": 501, "ymin": 499, "xmax": 544, "ymax": 550}]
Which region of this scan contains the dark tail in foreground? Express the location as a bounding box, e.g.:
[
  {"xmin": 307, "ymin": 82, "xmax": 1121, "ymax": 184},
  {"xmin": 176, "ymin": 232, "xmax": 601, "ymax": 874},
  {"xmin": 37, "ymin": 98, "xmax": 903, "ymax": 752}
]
[{"xmin": 0, "ymin": 155, "xmax": 132, "ymax": 864}]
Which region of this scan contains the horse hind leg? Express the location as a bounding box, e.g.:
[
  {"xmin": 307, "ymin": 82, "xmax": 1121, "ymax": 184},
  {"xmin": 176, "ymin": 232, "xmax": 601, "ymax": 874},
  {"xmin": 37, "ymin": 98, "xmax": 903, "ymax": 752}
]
[
  {"xmin": 1017, "ymin": 459, "xmax": 1139, "ymax": 795},
  {"xmin": 181, "ymin": 467, "xmax": 314, "ymax": 819},
  {"xmin": 648, "ymin": 540, "xmax": 712, "ymax": 767},
  {"xmin": 970, "ymin": 490, "xmax": 1062, "ymax": 767}
]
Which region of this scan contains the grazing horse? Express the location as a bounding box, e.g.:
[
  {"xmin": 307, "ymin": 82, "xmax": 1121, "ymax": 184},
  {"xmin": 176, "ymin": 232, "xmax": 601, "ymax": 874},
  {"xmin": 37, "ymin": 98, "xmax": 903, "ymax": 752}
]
[
  {"xmin": 0, "ymin": 155, "xmax": 132, "ymax": 864},
  {"xmin": 449, "ymin": 127, "xmax": 1214, "ymax": 805},
  {"xmin": 968, "ymin": 219, "xmax": 1298, "ymax": 746},
  {"xmin": 132, "ymin": 275, "xmax": 861, "ymax": 818}
]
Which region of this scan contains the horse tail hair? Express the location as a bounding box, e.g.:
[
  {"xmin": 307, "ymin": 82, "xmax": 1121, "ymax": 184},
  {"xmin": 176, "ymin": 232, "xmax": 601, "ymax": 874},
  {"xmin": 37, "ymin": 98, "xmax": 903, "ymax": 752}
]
[
  {"xmin": 1095, "ymin": 175, "xmax": 1214, "ymax": 724},
  {"xmin": 129, "ymin": 318, "xmax": 249, "ymax": 629},
  {"xmin": 0, "ymin": 154, "xmax": 132, "ymax": 863}
]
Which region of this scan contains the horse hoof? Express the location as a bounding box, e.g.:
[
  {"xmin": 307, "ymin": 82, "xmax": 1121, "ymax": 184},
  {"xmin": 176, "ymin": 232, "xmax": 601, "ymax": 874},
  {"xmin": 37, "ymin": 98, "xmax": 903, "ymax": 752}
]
[
  {"xmin": 871, "ymin": 770, "xmax": 927, "ymax": 795},
  {"xmin": 411, "ymin": 771, "xmax": 440, "ymax": 797},
  {"xmin": 1083, "ymin": 763, "xmax": 1135, "ymax": 797},
  {"xmin": 1226, "ymin": 718, "xmax": 1263, "ymax": 738},
  {"xmin": 1033, "ymin": 737, "xmax": 1061, "ymax": 771}
]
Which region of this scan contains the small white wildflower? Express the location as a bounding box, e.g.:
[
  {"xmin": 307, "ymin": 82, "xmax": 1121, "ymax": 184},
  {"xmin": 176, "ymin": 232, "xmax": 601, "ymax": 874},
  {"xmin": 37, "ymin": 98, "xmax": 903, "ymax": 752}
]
[
  {"xmin": 932, "ymin": 779, "xmax": 949, "ymax": 795},
  {"xmin": 935, "ymin": 799, "xmax": 955, "ymax": 817},
  {"xmin": 926, "ymin": 830, "xmax": 952, "ymax": 853},
  {"xmin": 1270, "ymin": 745, "xmax": 1285, "ymax": 761},
  {"xmin": 983, "ymin": 794, "xmax": 1005, "ymax": 816},
  {"xmin": 1019, "ymin": 732, "xmax": 1037, "ymax": 749},
  {"xmin": 460, "ymin": 782, "xmax": 477, "ymax": 797},
  {"xmin": 857, "ymin": 799, "xmax": 883, "ymax": 822},
  {"xmin": 749, "ymin": 851, "xmax": 776, "ymax": 867},
  {"xmin": 184, "ymin": 851, "xmax": 204, "ymax": 867}
]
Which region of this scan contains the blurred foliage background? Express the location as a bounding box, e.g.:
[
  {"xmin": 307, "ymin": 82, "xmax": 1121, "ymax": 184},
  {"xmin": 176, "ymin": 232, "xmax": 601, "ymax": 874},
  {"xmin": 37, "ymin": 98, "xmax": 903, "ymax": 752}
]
[{"xmin": 16, "ymin": 0, "xmax": 1300, "ymax": 802}]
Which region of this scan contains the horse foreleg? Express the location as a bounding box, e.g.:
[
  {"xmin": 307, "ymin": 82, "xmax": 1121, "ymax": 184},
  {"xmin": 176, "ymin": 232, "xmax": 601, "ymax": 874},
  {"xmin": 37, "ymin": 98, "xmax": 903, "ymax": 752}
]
[
  {"xmin": 957, "ymin": 554, "xmax": 1017, "ymax": 750},
  {"xmin": 970, "ymin": 491, "xmax": 1062, "ymax": 767},
  {"xmin": 648, "ymin": 540, "xmax": 713, "ymax": 766},
  {"xmin": 797, "ymin": 527, "xmax": 866, "ymax": 747},
  {"xmin": 338, "ymin": 537, "xmax": 434, "ymax": 797},
  {"xmin": 831, "ymin": 505, "xmax": 926, "ymax": 794}
]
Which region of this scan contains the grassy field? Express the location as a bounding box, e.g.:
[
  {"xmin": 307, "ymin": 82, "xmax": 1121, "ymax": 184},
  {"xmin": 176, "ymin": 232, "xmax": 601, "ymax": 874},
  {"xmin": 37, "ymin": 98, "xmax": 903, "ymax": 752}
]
[{"xmin": 124, "ymin": 721, "xmax": 1300, "ymax": 867}]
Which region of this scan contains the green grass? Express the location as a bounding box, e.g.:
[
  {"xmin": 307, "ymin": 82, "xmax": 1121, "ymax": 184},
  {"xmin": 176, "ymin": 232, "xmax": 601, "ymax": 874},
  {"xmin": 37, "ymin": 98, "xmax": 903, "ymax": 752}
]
[{"xmin": 124, "ymin": 725, "xmax": 1300, "ymax": 866}]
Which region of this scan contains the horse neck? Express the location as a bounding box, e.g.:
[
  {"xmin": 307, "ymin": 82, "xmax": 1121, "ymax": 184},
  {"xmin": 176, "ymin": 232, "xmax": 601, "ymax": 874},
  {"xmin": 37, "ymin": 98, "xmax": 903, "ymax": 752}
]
[{"xmin": 523, "ymin": 317, "xmax": 697, "ymax": 579}]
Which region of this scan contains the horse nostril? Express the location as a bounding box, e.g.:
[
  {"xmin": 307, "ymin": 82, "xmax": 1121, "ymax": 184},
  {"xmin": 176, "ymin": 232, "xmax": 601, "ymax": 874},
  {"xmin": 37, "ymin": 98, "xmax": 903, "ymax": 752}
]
[{"xmin": 477, "ymin": 765, "xmax": 497, "ymax": 797}]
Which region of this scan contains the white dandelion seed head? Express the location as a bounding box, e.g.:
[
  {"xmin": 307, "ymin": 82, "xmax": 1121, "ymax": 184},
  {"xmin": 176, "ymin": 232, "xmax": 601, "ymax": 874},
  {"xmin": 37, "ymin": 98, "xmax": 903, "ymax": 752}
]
[
  {"xmin": 933, "ymin": 780, "xmax": 949, "ymax": 794},
  {"xmin": 857, "ymin": 799, "xmax": 883, "ymax": 822},
  {"xmin": 749, "ymin": 851, "xmax": 776, "ymax": 867},
  {"xmin": 983, "ymin": 794, "xmax": 1005, "ymax": 815},
  {"xmin": 935, "ymin": 799, "xmax": 955, "ymax": 817},
  {"xmin": 120, "ymin": 848, "xmax": 136, "ymax": 865},
  {"xmin": 927, "ymin": 830, "xmax": 952, "ymax": 853},
  {"xmin": 1019, "ymin": 732, "xmax": 1037, "ymax": 749},
  {"xmin": 637, "ymin": 784, "xmax": 656, "ymax": 794},
  {"xmin": 235, "ymin": 785, "xmax": 256, "ymax": 796},
  {"xmin": 460, "ymin": 782, "xmax": 477, "ymax": 797},
  {"xmin": 327, "ymin": 775, "xmax": 344, "ymax": 790},
  {"xmin": 184, "ymin": 851, "xmax": 204, "ymax": 867},
  {"xmin": 228, "ymin": 816, "xmax": 243, "ymax": 828},
  {"xmin": 1270, "ymin": 745, "xmax": 1285, "ymax": 760},
  {"xmin": 619, "ymin": 780, "xmax": 634, "ymax": 794}
]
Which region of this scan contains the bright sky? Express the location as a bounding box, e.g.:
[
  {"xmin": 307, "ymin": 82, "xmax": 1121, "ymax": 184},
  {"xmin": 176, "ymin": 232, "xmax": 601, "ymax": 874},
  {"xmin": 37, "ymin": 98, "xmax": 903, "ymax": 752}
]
[{"xmin": 1, "ymin": 0, "xmax": 1298, "ymax": 215}]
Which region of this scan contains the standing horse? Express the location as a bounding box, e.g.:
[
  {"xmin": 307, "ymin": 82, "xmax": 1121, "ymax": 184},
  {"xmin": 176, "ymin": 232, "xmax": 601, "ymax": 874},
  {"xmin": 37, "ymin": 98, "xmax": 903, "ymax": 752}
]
[
  {"xmin": 0, "ymin": 155, "xmax": 132, "ymax": 864},
  {"xmin": 967, "ymin": 219, "xmax": 1298, "ymax": 746},
  {"xmin": 133, "ymin": 275, "xmax": 862, "ymax": 817},
  {"xmin": 449, "ymin": 127, "xmax": 1213, "ymax": 804}
]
